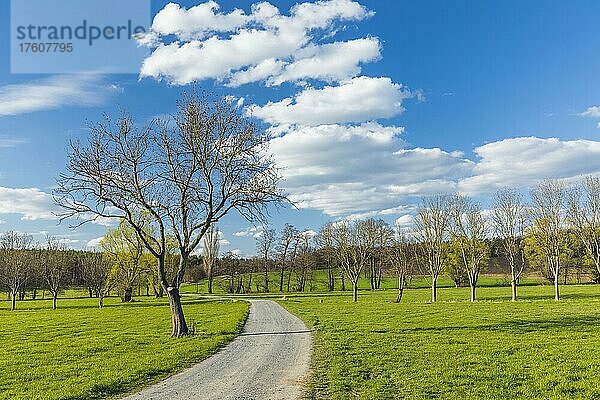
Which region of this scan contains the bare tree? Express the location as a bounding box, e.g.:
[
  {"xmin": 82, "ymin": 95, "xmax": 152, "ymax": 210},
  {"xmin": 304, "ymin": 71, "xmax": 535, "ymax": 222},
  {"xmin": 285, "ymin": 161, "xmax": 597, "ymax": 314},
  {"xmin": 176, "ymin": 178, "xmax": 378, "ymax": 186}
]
[
  {"xmin": 567, "ymin": 176, "xmax": 600, "ymax": 278},
  {"xmin": 294, "ymin": 230, "xmax": 315, "ymax": 292},
  {"xmin": 450, "ymin": 194, "xmax": 489, "ymax": 302},
  {"xmin": 80, "ymin": 251, "xmax": 112, "ymax": 308},
  {"xmin": 530, "ymin": 179, "xmax": 567, "ymax": 301},
  {"xmin": 42, "ymin": 237, "xmax": 70, "ymax": 310},
  {"xmin": 256, "ymin": 227, "xmax": 275, "ymax": 292},
  {"xmin": 277, "ymin": 224, "xmax": 298, "ymax": 291},
  {"xmin": 202, "ymin": 225, "xmax": 220, "ymax": 294},
  {"xmin": 390, "ymin": 229, "xmax": 414, "ymax": 303},
  {"xmin": 414, "ymin": 195, "xmax": 452, "ymax": 302},
  {"xmin": 0, "ymin": 232, "xmax": 34, "ymax": 310},
  {"xmin": 363, "ymin": 219, "xmax": 394, "ymax": 290},
  {"xmin": 316, "ymin": 223, "xmax": 336, "ymax": 291},
  {"xmin": 332, "ymin": 221, "xmax": 369, "ymax": 302},
  {"xmin": 55, "ymin": 94, "xmax": 284, "ymax": 336},
  {"xmin": 492, "ymin": 188, "xmax": 528, "ymax": 301}
]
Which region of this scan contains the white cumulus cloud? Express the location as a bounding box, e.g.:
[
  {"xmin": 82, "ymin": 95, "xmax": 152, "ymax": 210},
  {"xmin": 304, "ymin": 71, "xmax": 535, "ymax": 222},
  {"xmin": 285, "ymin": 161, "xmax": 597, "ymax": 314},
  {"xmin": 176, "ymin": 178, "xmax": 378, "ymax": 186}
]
[
  {"xmin": 138, "ymin": 0, "xmax": 376, "ymax": 86},
  {"xmin": 0, "ymin": 187, "xmax": 58, "ymax": 220},
  {"xmin": 251, "ymin": 76, "xmax": 410, "ymax": 125},
  {"xmin": 459, "ymin": 137, "xmax": 600, "ymax": 193}
]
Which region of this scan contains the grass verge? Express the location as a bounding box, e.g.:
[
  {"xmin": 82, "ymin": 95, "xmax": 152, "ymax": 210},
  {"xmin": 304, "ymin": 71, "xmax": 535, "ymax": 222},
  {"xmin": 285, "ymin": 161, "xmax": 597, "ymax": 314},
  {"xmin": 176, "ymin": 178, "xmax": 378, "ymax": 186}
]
[{"xmin": 0, "ymin": 296, "xmax": 249, "ymax": 400}]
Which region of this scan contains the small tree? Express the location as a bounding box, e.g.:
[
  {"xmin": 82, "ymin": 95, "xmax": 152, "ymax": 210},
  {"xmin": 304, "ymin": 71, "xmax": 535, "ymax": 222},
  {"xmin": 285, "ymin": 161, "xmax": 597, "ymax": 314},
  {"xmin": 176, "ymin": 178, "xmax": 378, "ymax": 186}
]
[
  {"xmin": 363, "ymin": 219, "xmax": 394, "ymax": 290},
  {"xmin": 567, "ymin": 176, "xmax": 600, "ymax": 278},
  {"xmin": 294, "ymin": 230, "xmax": 315, "ymax": 292},
  {"xmin": 101, "ymin": 221, "xmax": 148, "ymax": 302},
  {"xmin": 492, "ymin": 188, "xmax": 528, "ymax": 301},
  {"xmin": 316, "ymin": 223, "xmax": 336, "ymax": 291},
  {"xmin": 449, "ymin": 194, "xmax": 489, "ymax": 302},
  {"xmin": 42, "ymin": 237, "xmax": 70, "ymax": 310},
  {"xmin": 414, "ymin": 195, "xmax": 452, "ymax": 302},
  {"xmin": 332, "ymin": 221, "xmax": 369, "ymax": 302},
  {"xmin": 80, "ymin": 252, "xmax": 112, "ymax": 308},
  {"xmin": 256, "ymin": 227, "xmax": 275, "ymax": 292},
  {"xmin": 0, "ymin": 232, "xmax": 34, "ymax": 310},
  {"xmin": 202, "ymin": 225, "xmax": 220, "ymax": 294},
  {"xmin": 277, "ymin": 224, "xmax": 298, "ymax": 292},
  {"xmin": 390, "ymin": 229, "xmax": 414, "ymax": 303},
  {"xmin": 530, "ymin": 179, "xmax": 567, "ymax": 301}
]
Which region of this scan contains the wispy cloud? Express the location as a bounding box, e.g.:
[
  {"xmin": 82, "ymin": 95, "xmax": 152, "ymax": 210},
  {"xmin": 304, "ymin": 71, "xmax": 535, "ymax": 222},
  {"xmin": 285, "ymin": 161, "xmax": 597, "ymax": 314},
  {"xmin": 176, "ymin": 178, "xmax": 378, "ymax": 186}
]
[
  {"xmin": 0, "ymin": 74, "xmax": 121, "ymax": 117},
  {"xmin": 0, "ymin": 136, "xmax": 27, "ymax": 148}
]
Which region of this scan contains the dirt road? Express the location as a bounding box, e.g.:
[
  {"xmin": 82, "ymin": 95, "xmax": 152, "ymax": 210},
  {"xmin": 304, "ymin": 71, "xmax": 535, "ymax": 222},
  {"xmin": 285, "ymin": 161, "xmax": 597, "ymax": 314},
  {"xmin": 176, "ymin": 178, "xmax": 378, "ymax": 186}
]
[{"xmin": 122, "ymin": 299, "xmax": 312, "ymax": 400}]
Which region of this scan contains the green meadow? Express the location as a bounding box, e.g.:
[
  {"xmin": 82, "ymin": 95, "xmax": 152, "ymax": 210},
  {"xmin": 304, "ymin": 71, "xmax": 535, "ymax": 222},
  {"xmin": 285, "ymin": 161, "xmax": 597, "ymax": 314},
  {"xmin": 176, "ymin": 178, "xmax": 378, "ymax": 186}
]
[
  {"xmin": 0, "ymin": 297, "xmax": 249, "ymax": 400},
  {"xmin": 280, "ymin": 284, "xmax": 600, "ymax": 400},
  {"xmin": 3, "ymin": 277, "xmax": 600, "ymax": 400}
]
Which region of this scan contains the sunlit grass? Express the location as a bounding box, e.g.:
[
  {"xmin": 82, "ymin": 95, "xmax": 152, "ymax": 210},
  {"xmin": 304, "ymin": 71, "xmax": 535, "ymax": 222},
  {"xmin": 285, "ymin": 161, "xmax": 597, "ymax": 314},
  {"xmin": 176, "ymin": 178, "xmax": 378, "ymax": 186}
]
[
  {"xmin": 280, "ymin": 284, "xmax": 600, "ymax": 399},
  {"xmin": 0, "ymin": 297, "xmax": 249, "ymax": 400}
]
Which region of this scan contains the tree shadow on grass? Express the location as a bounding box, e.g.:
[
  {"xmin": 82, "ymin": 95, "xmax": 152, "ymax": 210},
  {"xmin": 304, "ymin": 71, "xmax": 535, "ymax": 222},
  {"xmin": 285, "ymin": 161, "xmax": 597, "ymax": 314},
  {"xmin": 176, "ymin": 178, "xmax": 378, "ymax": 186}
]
[
  {"xmin": 476, "ymin": 290, "xmax": 600, "ymax": 302},
  {"xmin": 397, "ymin": 315, "xmax": 600, "ymax": 335}
]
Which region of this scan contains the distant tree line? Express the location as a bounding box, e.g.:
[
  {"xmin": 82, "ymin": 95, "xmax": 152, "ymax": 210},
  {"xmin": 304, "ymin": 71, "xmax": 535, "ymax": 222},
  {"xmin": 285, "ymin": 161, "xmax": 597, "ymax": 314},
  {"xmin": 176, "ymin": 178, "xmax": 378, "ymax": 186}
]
[
  {"xmin": 0, "ymin": 224, "xmax": 206, "ymax": 310},
  {"xmin": 209, "ymin": 176, "xmax": 599, "ymax": 303},
  {"xmin": 3, "ymin": 176, "xmax": 597, "ymax": 309}
]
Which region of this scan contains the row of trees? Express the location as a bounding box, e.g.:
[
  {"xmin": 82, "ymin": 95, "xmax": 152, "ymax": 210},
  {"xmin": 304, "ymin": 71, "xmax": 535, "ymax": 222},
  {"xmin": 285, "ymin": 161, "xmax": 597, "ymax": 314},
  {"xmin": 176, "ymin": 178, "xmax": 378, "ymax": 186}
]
[
  {"xmin": 0, "ymin": 222, "xmax": 208, "ymax": 310},
  {"xmin": 231, "ymin": 177, "xmax": 598, "ymax": 303},
  {"xmin": 0, "ymin": 233, "xmax": 106, "ymax": 310}
]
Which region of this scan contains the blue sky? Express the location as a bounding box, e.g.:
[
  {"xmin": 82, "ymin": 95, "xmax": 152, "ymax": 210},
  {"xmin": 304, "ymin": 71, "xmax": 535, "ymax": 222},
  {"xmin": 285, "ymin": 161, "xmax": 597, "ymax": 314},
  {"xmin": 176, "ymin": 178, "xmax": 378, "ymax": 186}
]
[{"xmin": 1, "ymin": 0, "xmax": 599, "ymax": 256}]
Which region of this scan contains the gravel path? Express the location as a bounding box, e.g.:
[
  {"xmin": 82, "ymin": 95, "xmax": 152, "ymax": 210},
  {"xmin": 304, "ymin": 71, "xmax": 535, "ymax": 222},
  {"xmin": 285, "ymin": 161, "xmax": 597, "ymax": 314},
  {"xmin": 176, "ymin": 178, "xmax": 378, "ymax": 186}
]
[{"xmin": 122, "ymin": 299, "xmax": 312, "ymax": 400}]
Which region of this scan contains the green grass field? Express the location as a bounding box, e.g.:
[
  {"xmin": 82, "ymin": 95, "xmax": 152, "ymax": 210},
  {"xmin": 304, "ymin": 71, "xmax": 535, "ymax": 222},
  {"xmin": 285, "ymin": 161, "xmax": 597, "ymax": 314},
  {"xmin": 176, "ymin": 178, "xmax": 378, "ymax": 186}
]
[
  {"xmin": 4, "ymin": 277, "xmax": 599, "ymax": 400},
  {"xmin": 0, "ymin": 296, "xmax": 249, "ymax": 400},
  {"xmin": 280, "ymin": 284, "xmax": 600, "ymax": 399}
]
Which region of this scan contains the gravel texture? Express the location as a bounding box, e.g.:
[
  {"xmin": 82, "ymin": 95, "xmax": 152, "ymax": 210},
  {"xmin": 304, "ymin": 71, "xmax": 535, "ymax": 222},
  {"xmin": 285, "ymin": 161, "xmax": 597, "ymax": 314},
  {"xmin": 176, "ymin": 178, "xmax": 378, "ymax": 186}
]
[{"xmin": 122, "ymin": 299, "xmax": 312, "ymax": 400}]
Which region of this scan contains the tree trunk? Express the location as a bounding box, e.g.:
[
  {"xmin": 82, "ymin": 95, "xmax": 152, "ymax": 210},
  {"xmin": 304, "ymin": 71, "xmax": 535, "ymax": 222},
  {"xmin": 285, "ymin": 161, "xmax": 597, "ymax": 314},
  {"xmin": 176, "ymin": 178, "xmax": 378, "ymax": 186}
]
[
  {"xmin": 396, "ymin": 287, "xmax": 404, "ymax": 303},
  {"xmin": 511, "ymin": 278, "xmax": 517, "ymax": 301},
  {"xmin": 11, "ymin": 291, "xmax": 16, "ymax": 311},
  {"xmin": 52, "ymin": 292, "xmax": 58, "ymax": 310},
  {"xmin": 554, "ymin": 275, "xmax": 560, "ymax": 301},
  {"xmin": 264, "ymin": 265, "xmax": 269, "ymax": 292},
  {"xmin": 32, "ymin": 288, "xmax": 37, "ymax": 300},
  {"xmin": 328, "ymin": 266, "xmax": 334, "ymax": 291},
  {"xmin": 208, "ymin": 276, "xmax": 213, "ymax": 294},
  {"xmin": 341, "ymin": 272, "xmax": 346, "ymax": 291},
  {"xmin": 279, "ymin": 265, "xmax": 285, "ymax": 292},
  {"xmin": 431, "ymin": 276, "xmax": 437, "ymax": 302},
  {"xmin": 123, "ymin": 287, "xmax": 133, "ymax": 302},
  {"xmin": 99, "ymin": 295, "xmax": 104, "ymax": 309},
  {"xmin": 395, "ymin": 274, "xmax": 404, "ymax": 303},
  {"xmin": 352, "ymin": 280, "xmax": 358, "ymax": 302},
  {"xmin": 470, "ymin": 284, "xmax": 476, "ymax": 302},
  {"xmin": 88, "ymin": 287, "xmax": 93, "ymax": 298},
  {"xmin": 167, "ymin": 287, "xmax": 189, "ymax": 337}
]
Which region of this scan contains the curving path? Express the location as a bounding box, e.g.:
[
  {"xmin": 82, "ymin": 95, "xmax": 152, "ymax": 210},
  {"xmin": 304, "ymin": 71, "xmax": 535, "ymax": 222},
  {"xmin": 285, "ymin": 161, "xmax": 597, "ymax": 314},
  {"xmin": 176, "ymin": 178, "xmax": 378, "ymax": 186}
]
[{"xmin": 122, "ymin": 299, "xmax": 312, "ymax": 400}]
